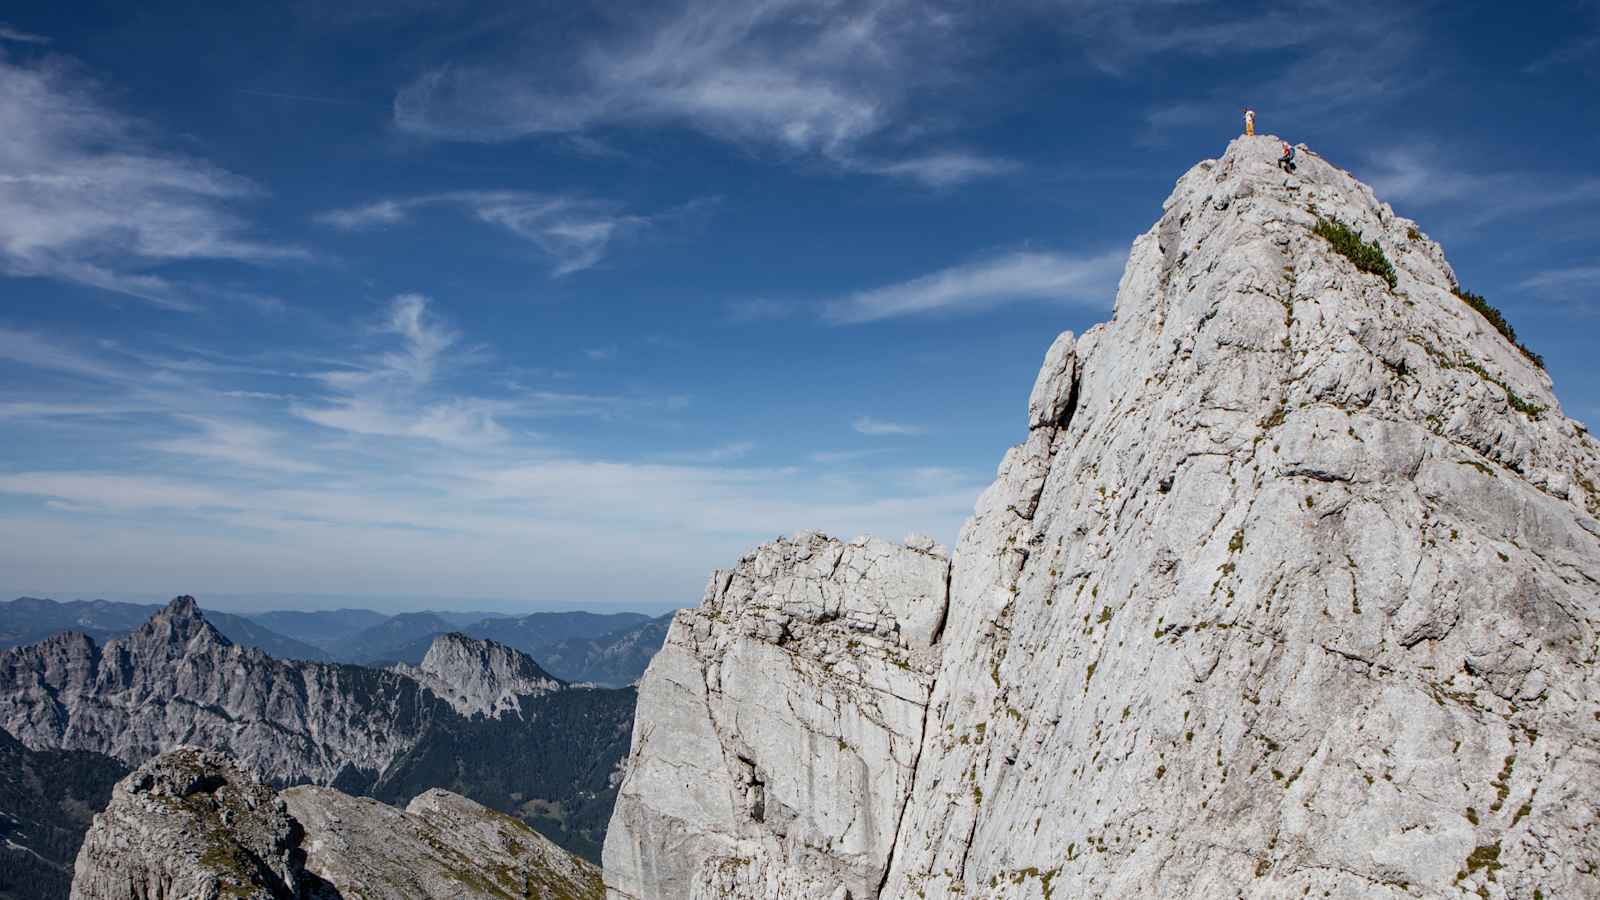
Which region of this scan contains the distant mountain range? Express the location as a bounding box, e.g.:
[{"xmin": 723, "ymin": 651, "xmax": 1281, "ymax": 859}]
[
  {"xmin": 0, "ymin": 598, "xmax": 637, "ymax": 867},
  {"xmin": 0, "ymin": 597, "xmax": 674, "ymax": 686}
]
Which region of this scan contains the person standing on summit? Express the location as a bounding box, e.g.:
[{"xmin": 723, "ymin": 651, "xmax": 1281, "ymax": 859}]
[{"xmin": 1243, "ymin": 107, "xmax": 1256, "ymax": 136}]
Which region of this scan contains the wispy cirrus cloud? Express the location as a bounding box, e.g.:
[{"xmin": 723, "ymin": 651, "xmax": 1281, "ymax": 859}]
[
  {"xmin": 725, "ymin": 298, "xmax": 796, "ymax": 323},
  {"xmin": 147, "ymin": 416, "xmax": 325, "ymax": 474},
  {"xmin": 825, "ymin": 249, "xmax": 1125, "ymax": 324},
  {"xmin": 1361, "ymin": 147, "xmax": 1600, "ymax": 228},
  {"xmin": 853, "ymin": 416, "xmax": 924, "ymax": 436},
  {"xmin": 0, "ymin": 327, "xmax": 133, "ymax": 382},
  {"xmin": 850, "ymin": 151, "xmax": 1021, "ymax": 188},
  {"xmin": 0, "ymin": 52, "xmax": 300, "ymax": 309},
  {"xmin": 391, "ymin": 0, "xmax": 1013, "ymax": 186},
  {"xmin": 316, "ymin": 191, "xmax": 663, "ymax": 275},
  {"xmin": 0, "ymin": 472, "xmax": 233, "ymax": 513},
  {"xmin": 0, "ymin": 23, "xmax": 49, "ymax": 44},
  {"xmin": 290, "ymin": 294, "xmax": 511, "ymax": 447}
]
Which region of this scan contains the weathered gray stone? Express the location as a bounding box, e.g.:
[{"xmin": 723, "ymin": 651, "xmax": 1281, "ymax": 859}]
[
  {"xmin": 606, "ymin": 135, "xmax": 1600, "ymax": 900},
  {"xmin": 603, "ymin": 533, "xmax": 950, "ymax": 899},
  {"xmin": 283, "ymin": 786, "xmax": 603, "ymax": 899}
]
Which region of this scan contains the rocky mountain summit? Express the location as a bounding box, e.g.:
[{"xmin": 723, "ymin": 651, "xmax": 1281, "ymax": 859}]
[
  {"xmin": 0, "ymin": 597, "xmax": 635, "ymax": 860},
  {"xmin": 69, "ymin": 748, "xmax": 603, "ymax": 899},
  {"xmin": 604, "ymin": 135, "xmax": 1600, "ymax": 899},
  {"xmin": 392, "ymin": 632, "xmax": 564, "ymax": 719}
]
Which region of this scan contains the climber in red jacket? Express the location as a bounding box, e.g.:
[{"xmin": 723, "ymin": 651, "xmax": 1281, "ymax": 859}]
[{"xmin": 1278, "ymin": 141, "xmax": 1297, "ymax": 173}]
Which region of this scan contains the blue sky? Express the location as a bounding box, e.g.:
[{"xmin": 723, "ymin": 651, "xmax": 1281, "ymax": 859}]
[{"xmin": 1, "ymin": 1, "xmax": 1596, "ymax": 613}]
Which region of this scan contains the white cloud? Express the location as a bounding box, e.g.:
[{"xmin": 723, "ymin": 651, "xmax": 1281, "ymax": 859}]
[
  {"xmin": 725, "ymin": 298, "xmax": 795, "ymax": 323},
  {"xmin": 0, "ymin": 53, "xmax": 299, "ymax": 308},
  {"xmin": 1521, "ymin": 266, "xmax": 1600, "ymax": 291},
  {"xmin": 853, "ymin": 416, "xmax": 924, "ymax": 436},
  {"xmin": 855, "ymin": 151, "xmax": 1020, "ymax": 187},
  {"xmin": 147, "ymin": 417, "xmax": 324, "ymax": 474},
  {"xmin": 585, "ymin": 346, "xmax": 618, "ymax": 362},
  {"xmin": 390, "ymin": 0, "xmax": 1010, "ymax": 184},
  {"xmin": 0, "ymin": 401, "xmax": 145, "ymax": 419},
  {"xmin": 0, "ymin": 328, "xmax": 131, "ymax": 382},
  {"xmin": 0, "ymin": 23, "xmax": 49, "ymax": 44},
  {"xmin": 808, "ymin": 448, "xmax": 887, "ymax": 464},
  {"xmin": 317, "ymin": 191, "xmax": 653, "ymax": 276},
  {"xmin": 0, "ymin": 472, "xmax": 232, "ymax": 512},
  {"xmin": 825, "ymin": 250, "xmax": 1125, "ymax": 324},
  {"xmin": 1361, "ymin": 148, "xmax": 1600, "ymax": 228},
  {"xmin": 665, "ymin": 442, "xmax": 756, "ymax": 463},
  {"xmin": 291, "ymin": 294, "xmax": 511, "ymax": 448}
]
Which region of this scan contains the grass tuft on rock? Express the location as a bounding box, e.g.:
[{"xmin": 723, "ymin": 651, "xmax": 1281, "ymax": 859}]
[
  {"xmin": 1453, "ymin": 288, "xmax": 1545, "ymax": 369},
  {"xmin": 1313, "ymin": 217, "xmax": 1397, "ymax": 289}
]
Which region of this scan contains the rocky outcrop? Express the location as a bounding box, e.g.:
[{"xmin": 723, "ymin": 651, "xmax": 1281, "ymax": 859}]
[
  {"xmin": 606, "ymin": 135, "xmax": 1600, "ymax": 899},
  {"xmin": 69, "ymin": 748, "xmax": 604, "ymax": 900},
  {"xmin": 392, "ymin": 632, "xmax": 563, "ymax": 719},
  {"xmin": 0, "ymin": 598, "xmax": 637, "ymax": 859},
  {"xmin": 603, "ymin": 532, "xmax": 950, "ymax": 900},
  {"xmin": 70, "ymin": 748, "xmax": 302, "ymax": 900},
  {"xmin": 282, "ymin": 786, "xmax": 603, "ymax": 899}
]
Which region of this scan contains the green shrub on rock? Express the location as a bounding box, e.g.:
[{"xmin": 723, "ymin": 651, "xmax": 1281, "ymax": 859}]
[
  {"xmin": 1453, "ymin": 288, "xmax": 1545, "ymax": 369},
  {"xmin": 1313, "ymin": 217, "xmax": 1397, "ymax": 290}
]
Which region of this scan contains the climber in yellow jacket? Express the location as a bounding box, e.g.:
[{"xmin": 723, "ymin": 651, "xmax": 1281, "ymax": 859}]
[{"xmin": 1242, "ymin": 108, "xmax": 1256, "ymax": 136}]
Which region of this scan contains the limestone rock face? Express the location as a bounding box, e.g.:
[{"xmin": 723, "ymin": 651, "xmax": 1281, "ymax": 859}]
[
  {"xmin": 392, "ymin": 632, "xmax": 564, "ymax": 719},
  {"xmin": 70, "ymin": 748, "xmax": 302, "ymax": 900},
  {"xmin": 607, "ymin": 136, "xmax": 1600, "ymax": 899},
  {"xmin": 602, "ymin": 532, "xmax": 950, "ymax": 899},
  {"xmin": 281, "ymin": 786, "xmax": 604, "ymax": 899}
]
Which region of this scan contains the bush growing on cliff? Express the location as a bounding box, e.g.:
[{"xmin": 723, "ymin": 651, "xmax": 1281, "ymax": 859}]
[
  {"xmin": 1313, "ymin": 217, "xmax": 1397, "ymax": 290},
  {"xmin": 1453, "ymin": 287, "xmax": 1545, "ymax": 369}
]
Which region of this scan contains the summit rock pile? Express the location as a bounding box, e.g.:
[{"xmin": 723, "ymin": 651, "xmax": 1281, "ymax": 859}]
[{"xmin": 604, "ymin": 136, "xmax": 1600, "ymax": 899}]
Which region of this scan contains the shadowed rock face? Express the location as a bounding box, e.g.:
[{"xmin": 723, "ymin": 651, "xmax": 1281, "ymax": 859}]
[
  {"xmin": 605, "ymin": 136, "xmax": 1600, "ymax": 899},
  {"xmin": 69, "ymin": 748, "xmax": 605, "ymax": 900}
]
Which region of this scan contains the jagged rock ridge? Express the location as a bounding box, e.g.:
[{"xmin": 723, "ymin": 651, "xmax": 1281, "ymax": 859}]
[
  {"xmin": 69, "ymin": 748, "xmax": 604, "ymax": 900},
  {"xmin": 604, "ymin": 135, "xmax": 1600, "ymax": 899}
]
